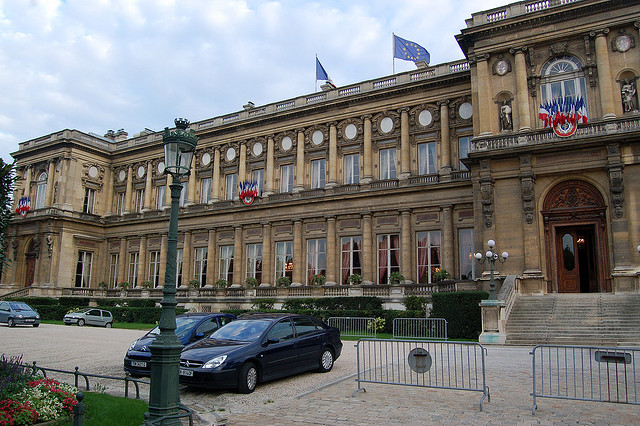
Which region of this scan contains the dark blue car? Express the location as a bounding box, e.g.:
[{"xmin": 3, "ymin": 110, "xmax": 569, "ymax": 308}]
[
  {"xmin": 124, "ymin": 312, "xmax": 236, "ymax": 377},
  {"xmin": 178, "ymin": 313, "xmax": 343, "ymax": 393}
]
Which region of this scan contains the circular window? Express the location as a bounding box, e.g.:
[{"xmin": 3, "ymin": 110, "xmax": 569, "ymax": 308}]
[
  {"xmin": 459, "ymin": 102, "xmax": 473, "ymax": 120},
  {"xmin": 157, "ymin": 162, "xmax": 165, "ymax": 174},
  {"xmin": 312, "ymin": 130, "xmax": 324, "ymax": 145},
  {"xmin": 345, "ymin": 124, "xmax": 357, "ymax": 140},
  {"xmin": 418, "ymin": 110, "xmax": 433, "ymax": 127},
  {"xmin": 281, "ymin": 136, "xmax": 293, "ymax": 151},
  {"xmin": 88, "ymin": 166, "xmax": 98, "ymax": 178},
  {"xmin": 253, "ymin": 142, "xmax": 263, "ymax": 156},
  {"xmin": 201, "ymin": 152, "xmax": 211, "ymax": 166},
  {"xmin": 226, "ymin": 147, "xmax": 236, "ymax": 162},
  {"xmin": 118, "ymin": 170, "xmax": 126, "ymax": 181},
  {"xmin": 380, "ymin": 117, "xmax": 394, "ymax": 133},
  {"xmin": 137, "ymin": 166, "xmax": 145, "ymax": 178}
]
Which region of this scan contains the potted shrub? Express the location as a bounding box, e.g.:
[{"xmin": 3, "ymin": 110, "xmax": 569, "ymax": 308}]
[
  {"xmin": 117, "ymin": 281, "xmax": 129, "ymax": 290},
  {"xmin": 276, "ymin": 276, "xmax": 291, "ymax": 287},
  {"xmin": 310, "ymin": 274, "xmax": 326, "ymax": 286},
  {"xmin": 389, "ymin": 272, "xmax": 405, "ymax": 285},
  {"xmin": 348, "ymin": 273, "xmax": 363, "ymax": 285},
  {"xmin": 187, "ymin": 279, "xmax": 201, "ymax": 289},
  {"xmin": 433, "ymin": 268, "xmax": 452, "ymax": 283},
  {"xmin": 141, "ymin": 280, "xmax": 153, "ymax": 289},
  {"xmin": 215, "ymin": 279, "xmax": 228, "ymax": 288},
  {"xmin": 245, "ymin": 277, "xmax": 259, "ymax": 287}
]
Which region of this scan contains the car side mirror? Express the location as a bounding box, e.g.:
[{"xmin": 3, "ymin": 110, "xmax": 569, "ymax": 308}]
[
  {"xmin": 264, "ymin": 337, "xmax": 280, "ymax": 346},
  {"xmin": 194, "ymin": 332, "xmax": 205, "ymax": 340}
]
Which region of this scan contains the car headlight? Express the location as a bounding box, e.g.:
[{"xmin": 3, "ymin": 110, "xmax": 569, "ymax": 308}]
[
  {"xmin": 129, "ymin": 341, "xmax": 137, "ymax": 351},
  {"xmin": 18, "ymin": 315, "xmax": 23, "ymax": 319},
  {"xmin": 202, "ymin": 355, "xmax": 227, "ymax": 369}
]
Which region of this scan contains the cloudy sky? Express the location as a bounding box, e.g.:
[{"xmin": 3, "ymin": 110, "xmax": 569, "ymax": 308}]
[{"xmin": 0, "ymin": 0, "xmax": 508, "ymax": 164}]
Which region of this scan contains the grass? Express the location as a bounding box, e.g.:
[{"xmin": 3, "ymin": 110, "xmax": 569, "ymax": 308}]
[
  {"xmin": 54, "ymin": 392, "xmax": 149, "ymax": 426},
  {"xmin": 42, "ymin": 320, "xmax": 156, "ymax": 330}
]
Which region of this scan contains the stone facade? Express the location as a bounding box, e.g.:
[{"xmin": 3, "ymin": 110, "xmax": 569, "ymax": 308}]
[{"xmin": 2, "ymin": 0, "xmax": 640, "ymax": 307}]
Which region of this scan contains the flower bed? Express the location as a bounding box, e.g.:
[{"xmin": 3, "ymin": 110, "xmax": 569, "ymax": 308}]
[{"xmin": 0, "ymin": 355, "xmax": 78, "ymax": 426}]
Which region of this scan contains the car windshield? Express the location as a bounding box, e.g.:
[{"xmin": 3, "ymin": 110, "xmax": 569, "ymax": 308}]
[
  {"xmin": 147, "ymin": 316, "xmax": 206, "ymax": 340},
  {"xmin": 209, "ymin": 319, "xmax": 271, "ymax": 342},
  {"xmin": 9, "ymin": 302, "xmax": 32, "ymax": 311}
]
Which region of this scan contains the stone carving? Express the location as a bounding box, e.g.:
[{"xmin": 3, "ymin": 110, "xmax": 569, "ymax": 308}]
[
  {"xmin": 499, "ymin": 100, "xmax": 513, "ymax": 131},
  {"xmin": 479, "ymin": 177, "xmax": 494, "ymax": 228},
  {"xmin": 550, "ymin": 187, "xmax": 598, "ymax": 209},
  {"xmin": 621, "ymin": 79, "xmax": 638, "ymax": 113},
  {"xmin": 46, "ymin": 234, "xmax": 54, "ymax": 258},
  {"xmin": 520, "ymin": 172, "xmax": 536, "ymax": 224},
  {"xmin": 12, "ymin": 240, "xmax": 17, "ymax": 261},
  {"xmin": 608, "ymin": 165, "xmax": 624, "ymax": 218}
]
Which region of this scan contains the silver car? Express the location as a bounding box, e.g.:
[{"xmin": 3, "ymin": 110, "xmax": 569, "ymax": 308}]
[
  {"xmin": 63, "ymin": 309, "xmax": 113, "ymax": 327},
  {"xmin": 0, "ymin": 301, "xmax": 40, "ymax": 327}
]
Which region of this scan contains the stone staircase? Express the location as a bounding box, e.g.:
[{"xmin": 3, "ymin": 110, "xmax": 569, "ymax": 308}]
[{"xmin": 505, "ymin": 293, "xmax": 640, "ymax": 346}]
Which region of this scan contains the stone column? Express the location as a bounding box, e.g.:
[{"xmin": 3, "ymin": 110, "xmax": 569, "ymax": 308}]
[
  {"xmin": 124, "ymin": 165, "xmax": 133, "ymax": 214},
  {"xmin": 59, "ymin": 157, "xmax": 71, "ymax": 210},
  {"xmin": 362, "ymin": 116, "xmax": 373, "ymax": 184},
  {"xmin": 520, "ymin": 156, "xmax": 541, "ymax": 276},
  {"xmin": 328, "ymin": 124, "xmax": 338, "ymax": 188},
  {"xmin": 212, "ymin": 148, "xmax": 221, "ymax": 202},
  {"xmin": 186, "ymin": 156, "xmax": 196, "ymax": 205},
  {"xmin": 182, "ymin": 231, "xmax": 192, "ymax": 283},
  {"xmin": 362, "ymin": 212, "xmax": 373, "ymax": 284},
  {"xmin": 45, "ymin": 160, "xmax": 55, "ymax": 207},
  {"xmin": 592, "ymin": 29, "xmax": 616, "ymax": 119},
  {"xmin": 239, "ymin": 143, "xmax": 247, "ymax": 183},
  {"xmin": 206, "ymin": 229, "xmax": 216, "ymax": 287},
  {"xmin": 439, "ymin": 101, "xmax": 451, "ymax": 176},
  {"xmin": 158, "ymin": 234, "xmax": 167, "ymax": 288},
  {"xmin": 399, "ymin": 108, "xmax": 410, "ymax": 180},
  {"xmin": 294, "ymin": 131, "xmax": 305, "ymax": 193},
  {"xmin": 400, "ymin": 209, "xmax": 411, "ymax": 282},
  {"xmin": 143, "ymin": 162, "xmax": 153, "ymax": 211},
  {"xmin": 233, "ymin": 226, "xmax": 243, "ymax": 286},
  {"xmin": 512, "ymin": 48, "xmax": 532, "ymax": 131},
  {"xmin": 326, "ymin": 216, "xmax": 337, "ymax": 284},
  {"xmin": 293, "ymin": 220, "xmax": 304, "ymax": 284},
  {"xmin": 262, "ymin": 223, "xmax": 272, "ymax": 285},
  {"xmin": 442, "ymin": 205, "xmax": 454, "ymax": 275},
  {"xmin": 164, "ymin": 174, "xmax": 173, "ymax": 208},
  {"xmin": 476, "ymin": 55, "xmax": 493, "ymax": 135},
  {"xmin": 138, "ymin": 235, "xmax": 147, "ymax": 285},
  {"xmin": 264, "ymin": 137, "xmax": 275, "ymax": 196},
  {"xmin": 104, "ymin": 167, "xmax": 113, "ymax": 216},
  {"xmin": 23, "ymin": 166, "xmax": 32, "ymax": 199},
  {"xmin": 117, "ymin": 237, "xmax": 127, "ymax": 284}
]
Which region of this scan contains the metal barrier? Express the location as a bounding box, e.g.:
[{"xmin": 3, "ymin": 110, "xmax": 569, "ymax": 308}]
[
  {"xmin": 531, "ymin": 345, "xmax": 640, "ymax": 414},
  {"xmin": 392, "ymin": 318, "xmax": 448, "ymax": 340},
  {"xmin": 352, "ymin": 339, "xmax": 490, "ymax": 411},
  {"xmin": 327, "ymin": 317, "xmax": 377, "ymax": 338}
]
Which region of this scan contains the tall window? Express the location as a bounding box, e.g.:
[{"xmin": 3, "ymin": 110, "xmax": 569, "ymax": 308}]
[
  {"xmin": 418, "ymin": 142, "xmax": 437, "ymax": 175},
  {"xmin": 134, "ymin": 188, "xmax": 145, "ymax": 212},
  {"xmin": 311, "ymin": 159, "xmax": 325, "ymax": 189},
  {"xmin": 341, "ymin": 236, "xmax": 362, "ymax": 284},
  {"xmin": 307, "ymin": 239, "xmax": 326, "ymax": 283},
  {"xmin": 416, "ymin": 231, "xmax": 441, "ymax": 284},
  {"xmin": 156, "ymin": 185, "xmax": 165, "ymax": 209},
  {"xmin": 252, "ymin": 169, "xmax": 264, "ymax": 196},
  {"xmin": 200, "ymin": 178, "xmax": 211, "ymax": 204},
  {"xmin": 83, "ymin": 188, "xmax": 95, "ymax": 214},
  {"xmin": 225, "ymin": 173, "xmax": 237, "ymax": 200},
  {"xmin": 275, "ymin": 241, "xmax": 293, "ymax": 282},
  {"xmin": 344, "ymin": 153, "xmax": 360, "ymax": 184},
  {"xmin": 379, "ymin": 148, "xmax": 397, "ymax": 180},
  {"xmin": 280, "ymin": 164, "xmax": 294, "ymax": 193},
  {"xmin": 377, "ymin": 234, "xmax": 400, "ymax": 284},
  {"xmin": 116, "ymin": 192, "xmax": 125, "ymax": 215},
  {"xmin": 458, "ymin": 228, "xmax": 475, "ymax": 280},
  {"xmin": 34, "ymin": 172, "xmax": 47, "ymax": 209},
  {"xmin": 219, "ymin": 245, "xmax": 234, "ymax": 283},
  {"xmin": 179, "ymin": 182, "xmax": 187, "ymax": 207},
  {"xmin": 176, "ymin": 249, "xmax": 183, "ymax": 287},
  {"xmin": 194, "ymin": 247, "xmax": 208, "ymax": 286},
  {"xmin": 540, "ymin": 56, "xmax": 588, "ymax": 114},
  {"xmin": 148, "ymin": 251, "xmax": 161, "ymax": 287},
  {"xmin": 458, "ymin": 136, "xmax": 471, "ymax": 170},
  {"xmin": 109, "ymin": 254, "xmax": 119, "ymax": 288},
  {"xmin": 246, "ymin": 243, "xmax": 263, "ymax": 283},
  {"xmin": 128, "ymin": 252, "xmax": 139, "ymax": 286},
  {"xmin": 75, "ymin": 251, "xmax": 92, "ymax": 288}
]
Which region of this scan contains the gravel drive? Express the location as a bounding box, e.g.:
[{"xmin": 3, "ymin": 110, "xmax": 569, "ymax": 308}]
[{"xmin": 0, "ymin": 323, "xmax": 357, "ymax": 424}]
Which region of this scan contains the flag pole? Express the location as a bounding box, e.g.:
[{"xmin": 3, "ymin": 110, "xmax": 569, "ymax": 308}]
[
  {"xmin": 315, "ymin": 54, "xmax": 318, "ymax": 92},
  {"xmin": 392, "ymin": 33, "xmax": 395, "ymax": 74}
]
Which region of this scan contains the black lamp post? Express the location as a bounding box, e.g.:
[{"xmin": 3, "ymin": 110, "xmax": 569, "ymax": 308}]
[
  {"xmin": 145, "ymin": 118, "xmax": 197, "ymax": 425},
  {"xmin": 475, "ymin": 239, "xmax": 508, "ymax": 300}
]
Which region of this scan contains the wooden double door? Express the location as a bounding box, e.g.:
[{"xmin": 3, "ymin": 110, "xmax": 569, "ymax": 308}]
[{"xmin": 556, "ymin": 226, "xmax": 597, "ymax": 293}]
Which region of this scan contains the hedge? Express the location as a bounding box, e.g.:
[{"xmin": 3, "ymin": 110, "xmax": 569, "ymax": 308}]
[{"xmin": 430, "ymin": 291, "xmax": 488, "ymax": 340}]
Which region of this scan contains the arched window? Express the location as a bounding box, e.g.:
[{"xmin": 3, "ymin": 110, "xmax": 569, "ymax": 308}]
[
  {"xmin": 540, "ymin": 56, "xmax": 588, "ymax": 114},
  {"xmin": 34, "ymin": 172, "xmax": 47, "ymax": 209}
]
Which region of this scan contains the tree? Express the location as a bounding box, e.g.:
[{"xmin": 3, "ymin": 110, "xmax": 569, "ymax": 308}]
[{"xmin": 0, "ymin": 159, "xmax": 16, "ymax": 275}]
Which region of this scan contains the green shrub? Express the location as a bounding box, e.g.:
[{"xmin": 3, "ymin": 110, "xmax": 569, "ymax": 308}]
[
  {"xmin": 126, "ymin": 299, "xmax": 157, "ymax": 308},
  {"xmin": 430, "ymin": 291, "xmax": 488, "ymax": 339},
  {"xmin": 7, "ymin": 297, "xmax": 58, "ymax": 306},
  {"xmin": 251, "ymin": 298, "xmax": 275, "ymax": 310},
  {"xmin": 58, "ymin": 297, "xmax": 89, "ymax": 308},
  {"xmin": 30, "ymin": 305, "xmax": 68, "ymax": 320},
  {"xmin": 403, "ymin": 295, "xmax": 428, "ymax": 312}
]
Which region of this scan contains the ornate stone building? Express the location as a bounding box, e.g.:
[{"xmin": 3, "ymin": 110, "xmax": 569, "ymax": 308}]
[{"xmin": 2, "ymin": 0, "xmax": 639, "ymax": 311}]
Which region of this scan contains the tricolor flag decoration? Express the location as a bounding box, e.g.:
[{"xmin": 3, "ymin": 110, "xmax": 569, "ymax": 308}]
[
  {"xmin": 15, "ymin": 196, "xmax": 30, "ymax": 217},
  {"xmin": 538, "ymin": 96, "xmax": 588, "ymax": 128},
  {"xmin": 238, "ymin": 180, "xmax": 259, "ymax": 205}
]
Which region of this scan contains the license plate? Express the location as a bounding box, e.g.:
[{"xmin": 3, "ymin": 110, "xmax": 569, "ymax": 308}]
[
  {"xmin": 25, "ymin": 319, "xmax": 34, "ymax": 323},
  {"xmin": 131, "ymin": 361, "xmax": 147, "ymax": 368},
  {"xmin": 179, "ymin": 368, "xmax": 193, "ymax": 377}
]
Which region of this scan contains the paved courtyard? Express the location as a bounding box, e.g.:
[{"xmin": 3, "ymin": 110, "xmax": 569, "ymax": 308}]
[{"xmin": 1, "ymin": 324, "xmax": 639, "ymax": 425}]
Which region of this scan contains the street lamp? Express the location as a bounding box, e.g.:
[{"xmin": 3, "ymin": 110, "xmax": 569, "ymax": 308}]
[
  {"xmin": 145, "ymin": 118, "xmax": 198, "ymax": 425},
  {"xmin": 475, "ymin": 239, "xmax": 508, "ymax": 300}
]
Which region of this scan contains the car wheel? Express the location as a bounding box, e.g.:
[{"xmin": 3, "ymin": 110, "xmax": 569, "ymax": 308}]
[
  {"xmin": 77, "ymin": 319, "xmax": 85, "ymax": 327},
  {"xmin": 318, "ymin": 347, "xmax": 334, "ymax": 373},
  {"xmin": 105, "ymin": 322, "xmax": 112, "ymax": 328},
  {"xmin": 7, "ymin": 318, "xmax": 15, "ymax": 327},
  {"xmin": 237, "ymin": 363, "xmax": 258, "ymax": 394},
  {"xmin": 33, "ymin": 324, "xmax": 39, "ymax": 327}
]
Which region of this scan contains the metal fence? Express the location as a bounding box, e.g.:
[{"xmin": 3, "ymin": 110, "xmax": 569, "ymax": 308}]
[
  {"xmin": 531, "ymin": 345, "xmax": 640, "ymax": 414},
  {"xmin": 392, "ymin": 318, "xmax": 448, "ymax": 340},
  {"xmin": 352, "ymin": 339, "xmax": 490, "ymax": 411},
  {"xmin": 327, "ymin": 317, "xmax": 377, "ymax": 338}
]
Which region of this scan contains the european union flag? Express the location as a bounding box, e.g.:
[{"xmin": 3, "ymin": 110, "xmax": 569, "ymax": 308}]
[
  {"xmin": 316, "ymin": 57, "xmax": 330, "ymax": 81},
  {"xmin": 393, "ymin": 35, "xmax": 430, "ymax": 64}
]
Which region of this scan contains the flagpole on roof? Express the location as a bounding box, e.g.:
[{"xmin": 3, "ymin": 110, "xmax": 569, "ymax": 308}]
[
  {"xmin": 315, "ymin": 54, "xmax": 318, "ymax": 92},
  {"xmin": 392, "ymin": 33, "xmax": 396, "ymax": 74}
]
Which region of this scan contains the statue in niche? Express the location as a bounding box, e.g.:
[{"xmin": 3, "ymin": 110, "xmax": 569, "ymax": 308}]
[
  {"xmin": 499, "ymin": 100, "xmax": 513, "ymax": 131},
  {"xmin": 621, "ymin": 79, "xmax": 638, "ymax": 112}
]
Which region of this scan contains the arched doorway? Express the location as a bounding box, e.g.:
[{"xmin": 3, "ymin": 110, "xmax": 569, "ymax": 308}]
[
  {"xmin": 542, "ymin": 180, "xmax": 610, "ymax": 293},
  {"xmin": 24, "ymin": 238, "xmax": 40, "ymax": 287}
]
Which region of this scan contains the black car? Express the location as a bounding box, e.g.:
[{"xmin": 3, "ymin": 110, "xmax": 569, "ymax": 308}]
[
  {"xmin": 124, "ymin": 312, "xmax": 236, "ymax": 376},
  {"xmin": 178, "ymin": 313, "xmax": 342, "ymax": 393}
]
